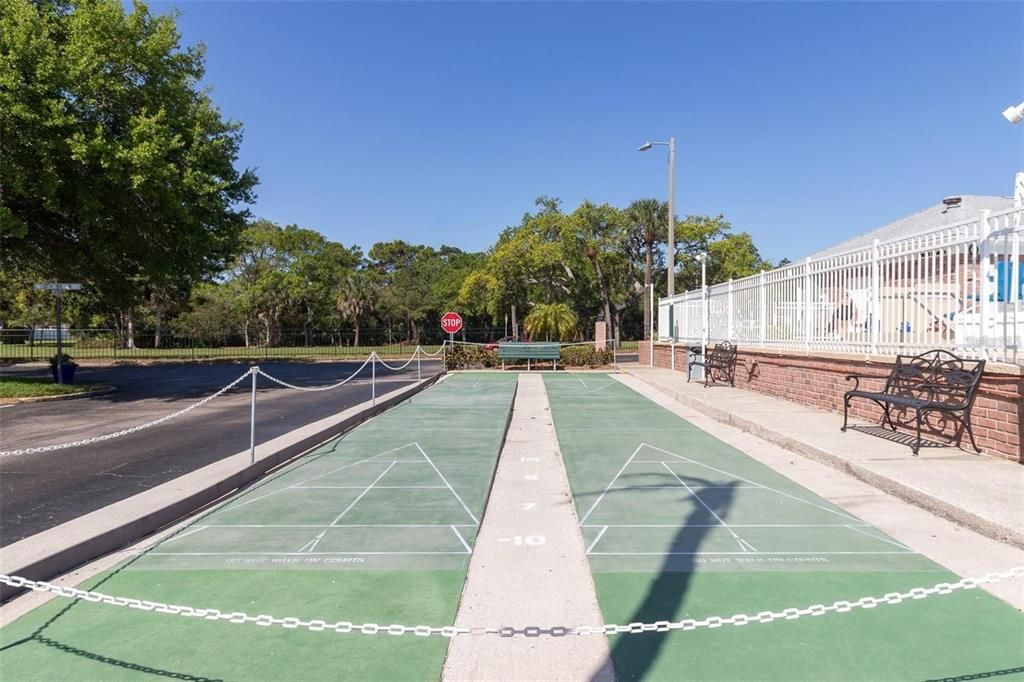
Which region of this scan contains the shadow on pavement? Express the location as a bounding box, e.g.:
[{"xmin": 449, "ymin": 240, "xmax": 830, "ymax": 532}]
[{"xmin": 585, "ymin": 475, "xmax": 738, "ymax": 682}]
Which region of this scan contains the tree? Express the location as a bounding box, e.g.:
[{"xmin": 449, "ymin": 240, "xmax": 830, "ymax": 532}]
[
  {"xmin": 524, "ymin": 303, "xmax": 578, "ymax": 342},
  {"xmin": 336, "ymin": 273, "xmax": 377, "ymax": 346},
  {"xmin": 625, "ymin": 199, "xmax": 667, "ymax": 339},
  {"xmin": 675, "ymin": 215, "xmax": 768, "ymax": 289},
  {"xmin": 0, "ymin": 0, "xmax": 257, "ymax": 324},
  {"xmin": 563, "ymin": 201, "xmax": 629, "ymax": 342}
]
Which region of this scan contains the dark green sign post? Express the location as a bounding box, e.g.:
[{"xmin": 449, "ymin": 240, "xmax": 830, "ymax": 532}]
[{"xmin": 33, "ymin": 282, "xmax": 82, "ymax": 384}]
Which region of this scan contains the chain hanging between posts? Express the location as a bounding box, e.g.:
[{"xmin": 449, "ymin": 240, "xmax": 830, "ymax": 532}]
[
  {"xmin": 2, "ymin": 566, "xmax": 1020, "ymax": 638},
  {"xmin": 0, "ymin": 369, "xmax": 254, "ymax": 458},
  {"xmin": 255, "ymin": 354, "xmax": 375, "ymax": 392}
]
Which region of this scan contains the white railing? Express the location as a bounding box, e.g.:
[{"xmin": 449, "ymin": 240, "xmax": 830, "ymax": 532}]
[{"xmin": 658, "ymin": 203, "xmax": 1024, "ymax": 363}]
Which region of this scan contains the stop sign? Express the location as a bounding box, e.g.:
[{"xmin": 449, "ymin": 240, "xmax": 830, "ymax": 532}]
[{"xmin": 440, "ymin": 312, "xmax": 463, "ymax": 335}]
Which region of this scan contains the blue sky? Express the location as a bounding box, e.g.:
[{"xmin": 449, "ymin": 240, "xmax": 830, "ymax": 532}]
[{"xmin": 154, "ymin": 1, "xmax": 1023, "ymax": 262}]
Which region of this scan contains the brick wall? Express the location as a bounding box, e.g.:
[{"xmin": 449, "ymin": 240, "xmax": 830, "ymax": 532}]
[{"xmin": 646, "ymin": 342, "xmax": 1022, "ymax": 463}]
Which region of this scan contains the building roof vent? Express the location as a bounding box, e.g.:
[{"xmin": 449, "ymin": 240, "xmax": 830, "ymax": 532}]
[{"xmin": 941, "ymin": 196, "xmax": 962, "ymax": 211}]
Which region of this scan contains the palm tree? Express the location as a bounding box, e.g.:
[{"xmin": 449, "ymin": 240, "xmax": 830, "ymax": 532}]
[
  {"xmin": 336, "ymin": 273, "xmax": 377, "ymax": 346},
  {"xmin": 524, "ymin": 303, "xmax": 577, "ymax": 342},
  {"xmin": 625, "ymin": 199, "xmax": 668, "ymax": 339}
]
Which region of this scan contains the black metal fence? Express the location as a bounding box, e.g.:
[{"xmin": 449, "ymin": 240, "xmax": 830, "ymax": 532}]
[{"xmin": 0, "ymin": 327, "xmax": 514, "ymax": 362}]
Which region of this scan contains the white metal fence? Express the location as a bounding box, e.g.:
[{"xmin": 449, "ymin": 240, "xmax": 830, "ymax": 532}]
[{"xmin": 659, "ymin": 203, "xmax": 1024, "ymax": 363}]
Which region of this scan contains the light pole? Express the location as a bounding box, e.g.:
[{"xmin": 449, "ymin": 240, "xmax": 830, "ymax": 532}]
[
  {"xmin": 1003, "ymin": 101, "xmax": 1024, "ymax": 124},
  {"xmin": 638, "ymin": 138, "xmax": 676, "ymax": 297}
]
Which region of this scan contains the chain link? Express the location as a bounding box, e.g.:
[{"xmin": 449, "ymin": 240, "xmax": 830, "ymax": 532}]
[
  {"xmin": 373, "ymin": 352, "xmax": 419, "ymax": 372},
  {"xmin": 3, "ymin": 566, "xmax": 1020, "ymax": 638},
  {"xmin": 3, "ymin": 347, "xmax": 435, "ymax": 457},
  {"xmin": 0, "ymin": 369, "xmax": 254, "ymax": 458},
  {"xmin": 255, "ymin": 355, "xmax": 373, "ymax": 392},
  {"xmin": 418, "ymin": 344, "xmax": 446, "ymax": 357}
]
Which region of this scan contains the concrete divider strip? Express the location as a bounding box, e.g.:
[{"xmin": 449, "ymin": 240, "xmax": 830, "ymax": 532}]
[{"xmin": 443, "ymin": 373, "xmax": 615, "ymax": 682}]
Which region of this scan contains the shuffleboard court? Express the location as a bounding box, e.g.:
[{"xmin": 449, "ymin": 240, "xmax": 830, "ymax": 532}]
[
  {"xmin": 544, "ymin": 374, "xmax": 1024, "ymax": 681},
  {"xmin": 0, "ymin": 373, "xmax": 516, "ymax": 681}
]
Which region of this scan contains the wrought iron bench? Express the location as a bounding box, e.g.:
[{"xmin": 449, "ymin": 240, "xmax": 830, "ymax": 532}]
[
  {"xmin": 687, "ymin": 342, "xmax": 737, "ymax": 387},
  {"xmin": 841, "ymin": 350, "xmax": 986, "ymax": 455},
  {"xmin": 497, "ymin": 342, "xmax": 561, "ymax": 371}
]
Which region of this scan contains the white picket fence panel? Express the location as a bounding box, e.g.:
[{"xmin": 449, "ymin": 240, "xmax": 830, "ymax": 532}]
[{"xmin": 658, "ymin": 204, "xmax": 1024, "ymax": 363}]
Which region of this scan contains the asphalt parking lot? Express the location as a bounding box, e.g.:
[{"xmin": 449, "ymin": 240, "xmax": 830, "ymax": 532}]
[{"xmin": 0, "ymin": 359, "xmax": 441, "ymax": 545}]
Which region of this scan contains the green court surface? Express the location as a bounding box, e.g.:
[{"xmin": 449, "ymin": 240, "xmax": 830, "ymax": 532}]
[
  {"xmin": 0, "ymin": 373, "xmax": 517, "ymax": 681},
  {"xmin": 544, "ymin": 374, "xmax": 1024, "ymax": 682}
]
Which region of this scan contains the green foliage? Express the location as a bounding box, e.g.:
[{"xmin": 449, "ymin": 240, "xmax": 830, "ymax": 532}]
[
  {"xmin": 524, "ymin": 303, "xmax": 578, "ymax": 342},
  {"xmin": 443, "ymin": 344, "xmax": 498, "ymax": 371},
  {"xmin": 48, "ymin": 352, "xmax": 77, "ymax": 368},
  {"xmin": 0, "ymin": 0, "xmax": 257, "ymax": 317},
  {"xmin": 559, "ymin": 345, "xmax": 614, "ymax": 367},
  {"xmin": 675, "ymin": 215, "xmax": 769, "ymax": 289},
  {"xmin": 336, "ymin": 272, "xmax": 377, "ymax": 345}
]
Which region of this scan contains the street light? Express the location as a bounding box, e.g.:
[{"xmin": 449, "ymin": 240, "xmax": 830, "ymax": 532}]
[
  {"xmin": 637, "ymin": 137, "xmax": 677, "ymax": 297},
  {"xmin": 1003, "ymin": 101, "xmax": 1024, "ymax": 124}
]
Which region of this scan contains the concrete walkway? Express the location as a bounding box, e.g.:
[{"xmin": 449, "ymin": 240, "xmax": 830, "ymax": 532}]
[
  {"xmin": 443, "ymin": 374, "xmax": 614, "ymax": 682},
  {"xmin": 621, "ymin": 364, "xmax": 1024, "ymax": 550}
]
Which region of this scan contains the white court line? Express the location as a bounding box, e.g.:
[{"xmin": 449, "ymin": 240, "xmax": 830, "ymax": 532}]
[
  {"xmin": 329, "ymin": 461, "xmax": 397, "ymax": 525},
  {"xmin": 414, "ymin": 443, "xmax": 479, "ymax": 525},
  {"xmin": 147, "ymin": 551, "xmax": 472, "ymax": 556},
  {"xmin": 450, "ymin": 526, "xmax": 473, "ymax": 554},
  {"xmin": 844, "ymin": 524, "xmax": 916, "ymax": 551},
  {"xmin": 446, "ymin": 378, "xmax": 485, "ymax": 392},
  {"xmin": 583, "ymin": 382, "xmax": 620, "ymax": 394},
  {"xmin": 586, "ymin": 526, "xmax": 609, "ymax": 554},
  {"xmin": 577, "ymin": 377, "xmax": 589, "ymax": 389},
  {"xmin": 661, "ymin": 462, "xmax": 757, "ymax": 553},
  {"xmin": 579, "ymin": 443, "xmax": 644, "ymax": 524},
  {"xmin": 226, "ymin": 443, "xmax": 418, "ymax": 511},
  {"xmin": 297, "ymin": 530, "xmax": 326, "ymax": 553},
  {"xmin": 642, "ymin": 443, "xmax": 862, "ymax": 523},
  {"xmin": 202, "ymin": 524, "xmax": 477, "ymax": 528},
  {"xmin": 294, "ymin": 486, "xmax": 446, "ymax": 490},
  {"xmin": 160, "ymin": 525, "xmax": 208, "ymax": 543},
  {"xmin": 587, "ymin": 551, "xmax": 917, "ymax": 556},
  {"xmin": 599, "ymin": 485, "xmax": 765, "ymax": 491},
  {"xmin": 581, "ymin": 524, "xmax": 873, "ymax": 528}
]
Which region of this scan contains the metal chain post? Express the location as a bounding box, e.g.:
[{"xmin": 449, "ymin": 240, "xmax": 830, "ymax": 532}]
[
  {"xmin": 417, "ymin": 346, "xmax": 421, "ymax": 381},
  {"xmin": 371, "ymin": 353, "xmax": 376, "ymax": 406},
  {"xmin": 250, "ymin": 366, "xmax": 258, "ymax": 464}
]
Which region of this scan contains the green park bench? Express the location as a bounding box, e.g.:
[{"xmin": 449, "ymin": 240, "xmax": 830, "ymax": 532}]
[{"xmin": 496, "ymin": 342, "xmax": 561, "ymax": 371}]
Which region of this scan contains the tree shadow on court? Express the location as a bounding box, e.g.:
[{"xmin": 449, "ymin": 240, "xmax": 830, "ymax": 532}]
[
  {"xmin": 0, "ymin": 434, "xmax": 337, "ymax": 679},
  {"xmin": 588, "ymin": 475, "xmax": 739, "ymax": 682},
  {"xmin": 0, "ymin": 557, "xmax": 223, "ymax": 681}
]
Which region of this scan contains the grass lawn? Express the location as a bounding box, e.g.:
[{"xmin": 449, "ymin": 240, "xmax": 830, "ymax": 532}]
[{"xmin": 0, "ymin": 377, "xmax": 93, "ymax": 401}]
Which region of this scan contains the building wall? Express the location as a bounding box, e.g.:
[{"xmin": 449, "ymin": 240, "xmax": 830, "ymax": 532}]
[{"xmin": 642, "ymin": 342, "xmax": 1022, "ymax": 463}]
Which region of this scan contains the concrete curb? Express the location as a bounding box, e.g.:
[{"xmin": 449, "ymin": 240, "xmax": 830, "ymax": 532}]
[
  {"xmin": 622, "ymin": 369, "xmax": 1024, "ymax": 551},
  {"xmin": 0, "ymin": 385, "xmax": 117, "ymax": 404},
  {"xmin": 0, "ymin": 372, "xmax": 443, "ymax": 601}
]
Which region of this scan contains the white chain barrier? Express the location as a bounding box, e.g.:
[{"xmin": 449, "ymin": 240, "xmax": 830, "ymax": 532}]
[
  {"xmin": 255, "ymin": 355, "xmax": 374, "ymax": 392},
  {"xmin": 372, "ymin": 351, "xmax": 419, "ymax": 372},
  {"xmin": 0, "ymin": 369, "xmax": 254, "ymax": 458},
  {"xmin": 3, "ymin": 566, "xmax": 1020, "ymax": 638},
  {"xmin": 1, "ymin": 348, "xmax": 445, "ymax": 457},
  {"xmin": 417, "ymin": 343, "xmax": 447, "ymax": 357}
]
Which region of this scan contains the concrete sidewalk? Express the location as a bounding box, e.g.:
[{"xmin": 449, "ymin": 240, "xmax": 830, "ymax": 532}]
[{"xmin": 621, "ymin": 364, "xmax": 1024, "ymax": 550}]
